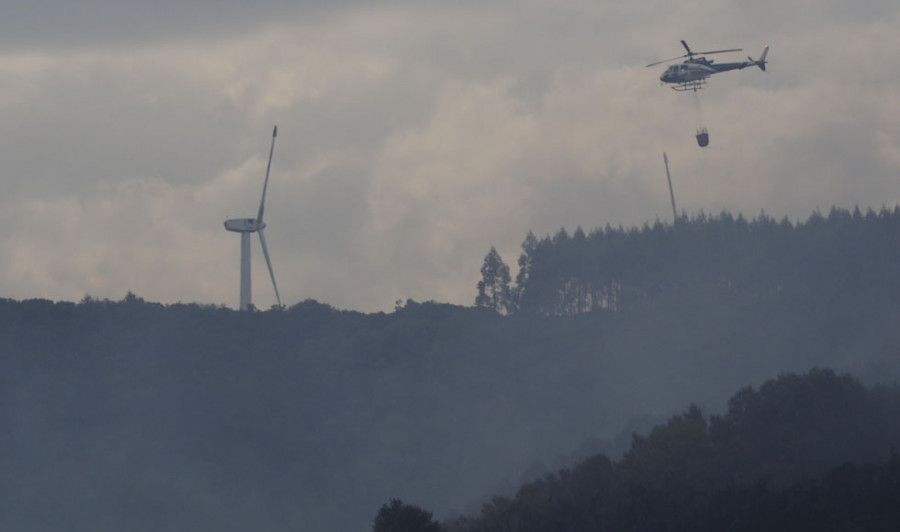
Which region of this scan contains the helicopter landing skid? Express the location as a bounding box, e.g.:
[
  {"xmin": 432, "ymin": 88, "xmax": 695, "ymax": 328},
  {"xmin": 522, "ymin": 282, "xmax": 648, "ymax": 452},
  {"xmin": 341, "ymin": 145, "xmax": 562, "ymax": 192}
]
[{"xmin": 670, "ymin": 79, "xmax": 707, "ymax": 92}]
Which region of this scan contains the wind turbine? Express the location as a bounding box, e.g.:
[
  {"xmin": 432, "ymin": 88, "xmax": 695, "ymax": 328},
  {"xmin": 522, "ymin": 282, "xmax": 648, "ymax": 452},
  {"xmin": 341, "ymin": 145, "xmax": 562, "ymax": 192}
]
[{"xmin": 224, "ymin": 126, "xmax": 282, "ymax": 311}]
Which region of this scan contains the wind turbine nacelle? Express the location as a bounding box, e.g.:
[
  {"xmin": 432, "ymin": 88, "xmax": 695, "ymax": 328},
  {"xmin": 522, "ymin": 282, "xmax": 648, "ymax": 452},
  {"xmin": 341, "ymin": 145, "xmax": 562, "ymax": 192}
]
[{"xmin": 224, "ymin": 218, "xmax": 265, "ymax": 233}]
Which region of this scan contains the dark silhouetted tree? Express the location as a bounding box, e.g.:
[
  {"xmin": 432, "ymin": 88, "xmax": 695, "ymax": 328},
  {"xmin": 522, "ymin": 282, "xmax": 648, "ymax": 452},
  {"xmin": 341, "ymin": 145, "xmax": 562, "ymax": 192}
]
[
  {"xmin": 475, "ymin": 247, "xmax": 513, "ymax": 314},
  {"xmin": 513, "ymin": 231, "xmax": 539, "ymax": 308},
  {"xmin": 371, "ymin": 498, "xmax": 442, "ymax": 532}
]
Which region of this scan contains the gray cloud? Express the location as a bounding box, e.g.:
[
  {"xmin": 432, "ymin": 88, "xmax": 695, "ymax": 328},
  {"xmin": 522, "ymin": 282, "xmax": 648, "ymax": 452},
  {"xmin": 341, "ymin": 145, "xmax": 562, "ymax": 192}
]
[{"xmin": 0, "ymin": 1, "xmax": 362, "ymax": 50}]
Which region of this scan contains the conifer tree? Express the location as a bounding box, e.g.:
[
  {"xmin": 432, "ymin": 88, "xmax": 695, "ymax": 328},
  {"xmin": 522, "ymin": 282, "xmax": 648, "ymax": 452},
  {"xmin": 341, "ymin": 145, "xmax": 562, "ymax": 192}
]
[
  {"xmin": 371, "ymin": 499, "xmax": 441, "ymax": 532},
  {"xmin": 475, "ymin": 246, "xmax": 513, "ymax": 314}
]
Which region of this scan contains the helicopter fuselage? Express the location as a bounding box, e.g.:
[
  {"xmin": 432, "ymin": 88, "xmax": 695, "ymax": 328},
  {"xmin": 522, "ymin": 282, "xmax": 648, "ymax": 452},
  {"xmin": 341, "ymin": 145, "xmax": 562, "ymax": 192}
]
[{"xmin": 659, "ymin": 58, "xmax": 754, "ymax": 84}]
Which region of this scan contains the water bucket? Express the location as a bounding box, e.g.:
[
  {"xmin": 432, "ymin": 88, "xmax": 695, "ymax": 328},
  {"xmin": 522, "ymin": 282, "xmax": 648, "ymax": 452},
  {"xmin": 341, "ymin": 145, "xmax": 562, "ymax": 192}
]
[{"xmin": 696, "ymin": 128, "xmax": 709, "ymax": 147}]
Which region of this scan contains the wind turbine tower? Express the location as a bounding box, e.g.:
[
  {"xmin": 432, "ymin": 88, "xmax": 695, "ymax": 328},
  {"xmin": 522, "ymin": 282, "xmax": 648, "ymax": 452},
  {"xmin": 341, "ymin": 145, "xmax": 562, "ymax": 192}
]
[{"xmin": 224, "ymin": 126, "xmax": 282, "ymax": 311}]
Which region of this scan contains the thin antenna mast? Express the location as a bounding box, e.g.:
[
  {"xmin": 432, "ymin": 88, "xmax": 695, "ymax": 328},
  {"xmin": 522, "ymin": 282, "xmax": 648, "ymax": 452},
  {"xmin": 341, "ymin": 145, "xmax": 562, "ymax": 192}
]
[{"xmin": 663, "ymin": 152, "xmax": 678, "ymax": 223}]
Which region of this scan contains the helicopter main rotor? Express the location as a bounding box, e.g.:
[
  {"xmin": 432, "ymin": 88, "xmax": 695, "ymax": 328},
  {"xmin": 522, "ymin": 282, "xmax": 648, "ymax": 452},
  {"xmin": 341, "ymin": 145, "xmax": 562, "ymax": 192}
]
[{"xmin": 646, "ymin": 40, "xmax": 743, "ymax": 67}]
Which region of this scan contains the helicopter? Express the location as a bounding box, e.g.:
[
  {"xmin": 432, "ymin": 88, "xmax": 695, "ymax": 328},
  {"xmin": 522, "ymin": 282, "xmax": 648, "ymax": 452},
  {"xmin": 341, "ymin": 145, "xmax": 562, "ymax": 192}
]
[{"xmin": 647, "ymin": 40, "xmax": 768, "ymax": 91}]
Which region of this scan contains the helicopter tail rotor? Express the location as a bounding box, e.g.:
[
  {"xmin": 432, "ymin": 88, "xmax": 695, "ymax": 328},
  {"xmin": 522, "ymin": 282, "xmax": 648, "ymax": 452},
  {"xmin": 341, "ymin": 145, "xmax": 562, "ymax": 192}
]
[
  {"xmin": 757, "ymin": 44, "xmax": 769, "ymax": 71},
  {"xmin": 748, "ymin": 45, "xmax": 769, "ymax": 70}
]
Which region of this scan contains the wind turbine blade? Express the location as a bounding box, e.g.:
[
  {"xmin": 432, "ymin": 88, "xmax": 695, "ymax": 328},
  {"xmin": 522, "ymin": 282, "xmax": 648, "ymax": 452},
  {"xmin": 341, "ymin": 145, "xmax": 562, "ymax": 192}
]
[
  {"xmin": 257, "ymin": 228, "xmax": 282, "ymax": 308},
  {"xmin": 663, "ymin": 152, "xmax": 678, "ymax": 224},
  {"xmin": 257, "ymin": 125, "xmax": 278, "ymax": 223}
]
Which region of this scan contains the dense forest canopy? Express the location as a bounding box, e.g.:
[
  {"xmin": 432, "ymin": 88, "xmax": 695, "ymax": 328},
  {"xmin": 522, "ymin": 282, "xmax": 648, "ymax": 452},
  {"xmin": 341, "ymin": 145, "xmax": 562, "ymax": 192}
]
[
  {"xmin": 478, "ymin": 206, "xmax": 900, "ymax": 317},
  {"xmin": 440, "ymin": 370, "xmax": 900, "ymax": 532},
  {"xmin": 3, "ymin": 207, "xmax": 900, "ymax": 531}
]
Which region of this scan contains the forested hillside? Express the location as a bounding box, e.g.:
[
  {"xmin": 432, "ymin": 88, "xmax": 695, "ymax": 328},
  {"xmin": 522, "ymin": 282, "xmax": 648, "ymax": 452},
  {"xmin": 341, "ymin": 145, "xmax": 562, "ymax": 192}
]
[
  {"xmin": 478, "ymin": 206, "xmax": 900, "ymax": 317},
  {"xmin": 3, "ymin": 208, "xmax": 900, "ymax": 531},
  {"xmin": 440, "ymin": 370, "xmax": 900, "ymax": 532}
]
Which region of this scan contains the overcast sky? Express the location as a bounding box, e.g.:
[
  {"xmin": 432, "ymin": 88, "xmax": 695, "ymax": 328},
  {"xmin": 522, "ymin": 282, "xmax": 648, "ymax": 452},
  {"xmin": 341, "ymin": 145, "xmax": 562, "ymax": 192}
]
[{"xmin": 1, "ymin": 0, "xmax": 898, "ymax": 312}]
